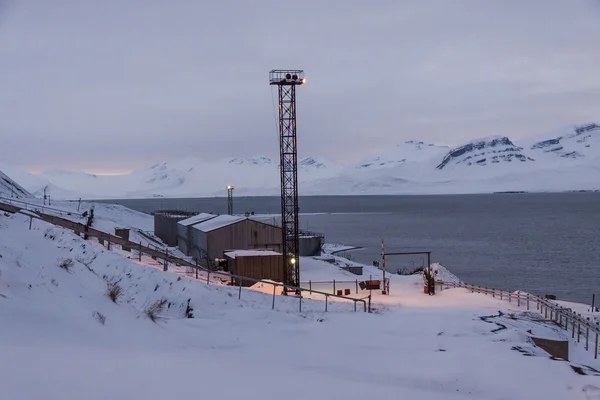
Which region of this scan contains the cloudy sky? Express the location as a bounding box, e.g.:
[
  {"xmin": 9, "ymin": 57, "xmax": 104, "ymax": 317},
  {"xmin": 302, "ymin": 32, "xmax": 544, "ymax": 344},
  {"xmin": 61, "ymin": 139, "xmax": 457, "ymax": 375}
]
[{"xmin": 1, "ymin": 1, "xmax": 599, "ymax": 174}]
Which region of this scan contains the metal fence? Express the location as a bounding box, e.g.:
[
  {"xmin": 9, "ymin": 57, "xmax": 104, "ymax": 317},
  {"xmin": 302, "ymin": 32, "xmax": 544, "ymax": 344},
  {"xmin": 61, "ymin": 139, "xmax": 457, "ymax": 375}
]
[
  {"xmin": 298, "ymin": 277, "xmax": 390, "ymax": 296},
  {"xmin": 0, "ymin": 196, "xmax": 82, "ymax": 218},
  {"xmin": 438, "ymin": 281, "xmax": 600, "ymax": 359}
]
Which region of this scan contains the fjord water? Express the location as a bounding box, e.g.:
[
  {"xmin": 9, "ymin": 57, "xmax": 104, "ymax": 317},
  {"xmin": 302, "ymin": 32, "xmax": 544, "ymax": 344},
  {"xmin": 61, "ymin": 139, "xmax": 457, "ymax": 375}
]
[{"xmin": 99, "ymin": 193, "xmax": 600, "ymax": 304}]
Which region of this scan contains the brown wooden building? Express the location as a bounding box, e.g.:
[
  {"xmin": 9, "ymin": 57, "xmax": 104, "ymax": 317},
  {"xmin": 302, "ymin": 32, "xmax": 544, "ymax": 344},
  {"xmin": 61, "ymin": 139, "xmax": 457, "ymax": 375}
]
[{"xmin": 224, "ymin": 250, "xmax": 283, "ymax": 286}]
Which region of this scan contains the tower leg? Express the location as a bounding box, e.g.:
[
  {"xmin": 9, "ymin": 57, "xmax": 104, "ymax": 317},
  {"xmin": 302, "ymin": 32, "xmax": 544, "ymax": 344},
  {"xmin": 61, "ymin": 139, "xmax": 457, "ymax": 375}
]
[{"xmin": 277, "ymin": 84, "xmax": 300, "ymax": 288}]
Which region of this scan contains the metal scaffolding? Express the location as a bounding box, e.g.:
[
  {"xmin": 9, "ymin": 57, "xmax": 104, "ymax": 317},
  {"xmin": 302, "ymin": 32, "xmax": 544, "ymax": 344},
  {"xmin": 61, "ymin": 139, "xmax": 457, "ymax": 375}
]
[{"xmin": 269, "ymin": 69, "xmax": 305, "ymax": 288}]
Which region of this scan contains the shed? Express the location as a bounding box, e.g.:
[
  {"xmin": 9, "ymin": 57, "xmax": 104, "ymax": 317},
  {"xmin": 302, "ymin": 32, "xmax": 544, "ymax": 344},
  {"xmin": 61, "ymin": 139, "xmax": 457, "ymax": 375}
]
[{"xmin": 224, "ymin": 250, "xmax": 283, "ymax": 286}]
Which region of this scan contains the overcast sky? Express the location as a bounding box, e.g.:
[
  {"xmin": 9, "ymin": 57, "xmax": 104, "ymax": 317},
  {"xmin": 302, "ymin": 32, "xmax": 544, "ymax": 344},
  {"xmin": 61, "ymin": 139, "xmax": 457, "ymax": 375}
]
[{"xmin": 1, "ymin": 1, "xmax": 599, "ymax": 174}]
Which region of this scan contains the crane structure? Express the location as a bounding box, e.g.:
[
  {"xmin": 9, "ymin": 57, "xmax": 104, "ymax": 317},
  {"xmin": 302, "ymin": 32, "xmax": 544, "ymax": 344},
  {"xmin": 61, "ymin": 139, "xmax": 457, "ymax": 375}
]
[{"xmin": 269, "ymin": 69, "xmax": 305, "ymax": 289}]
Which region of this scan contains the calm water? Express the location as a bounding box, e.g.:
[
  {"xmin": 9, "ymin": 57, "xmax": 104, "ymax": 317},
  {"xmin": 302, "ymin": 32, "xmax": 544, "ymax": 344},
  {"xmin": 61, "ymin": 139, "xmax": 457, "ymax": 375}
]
[{"xmin": 96, "ymin": 193, "xmax": 600, "ymax": 304}]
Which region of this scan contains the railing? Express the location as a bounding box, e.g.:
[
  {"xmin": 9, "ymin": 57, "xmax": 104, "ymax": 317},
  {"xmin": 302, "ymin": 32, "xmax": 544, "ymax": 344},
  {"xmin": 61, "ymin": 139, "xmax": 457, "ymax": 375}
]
[
  {"xmin": 299, "ymin": 276, "xmax": 390, "ymax": 296},
  {"xmin": 0, "ymin": 196, "xmax": 83, "ymax": 218},
  {"xmin": 438, "ymin": 281, "xmax": 600, "ymax": 359},
  {"xmin": 202, "ymin": 270, "xmax": 371, "ymax": 313}
]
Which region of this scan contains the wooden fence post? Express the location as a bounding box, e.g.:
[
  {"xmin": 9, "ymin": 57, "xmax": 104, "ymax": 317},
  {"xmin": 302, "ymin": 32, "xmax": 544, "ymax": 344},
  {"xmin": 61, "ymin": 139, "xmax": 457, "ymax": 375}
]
[
  {"xmin": 356, "ymin": 280, "xmax": 358, "ymax": 294},
  {"xmin": 585, "ymin": 318, "xmax": 590, "ymax": 351},
  {"xmin": 577, "ymin": 315, "xmax": 581, "ymax": 343},
  {"xmin": 272, "ymin": 286, "xmax": 276, "ymax": 310},
  {"xmin": 138, "ymin": 242, "xmax": 142, "ymax": 261},
  {"xmin": 333, "ymin": 279, "xmax": 336, "ymax": 294},
  {"xmin": 595, "ymin": 323, "xmax": 598, "ymax": 359}
]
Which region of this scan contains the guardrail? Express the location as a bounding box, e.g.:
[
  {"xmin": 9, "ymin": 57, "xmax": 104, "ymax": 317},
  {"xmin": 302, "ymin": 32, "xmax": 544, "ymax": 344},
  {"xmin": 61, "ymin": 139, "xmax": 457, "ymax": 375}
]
[
  {"xmin": 203, "ymin": 270, "xmax": 371, "ymax": 313},
  {"xmin": 0, "ymin": 199, "xmax": 370, "ymax": 313},
  {"xmin": 299, "ymin": 277, "xmax": 390, "ymax": 296},
  {"xmin": 0, "ymin": 196, "xmax": 83, "ymax": 218},
  {"xmin": 438, "ymin": 281, "xmax": 600, "ymax": 359}
]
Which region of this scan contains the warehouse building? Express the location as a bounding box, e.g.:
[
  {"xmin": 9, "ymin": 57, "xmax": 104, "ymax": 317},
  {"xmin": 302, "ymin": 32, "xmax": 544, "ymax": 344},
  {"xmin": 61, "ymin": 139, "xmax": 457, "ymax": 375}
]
[
  {"xmin": 176, "ymin": 214, "xmax": 283, "ymax": 263},
  {"xmin": 153, "ymin": 210, "xmax": 196, "ymax": 246}
]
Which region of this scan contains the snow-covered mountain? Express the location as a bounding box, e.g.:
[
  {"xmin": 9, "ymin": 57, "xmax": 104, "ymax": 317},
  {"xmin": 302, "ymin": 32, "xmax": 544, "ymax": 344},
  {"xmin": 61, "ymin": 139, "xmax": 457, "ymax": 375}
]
[
  {"xmin": 529, "ymin": 123, "xmax": 600, "ymax": 161},
  {"xmin": 4, "ymin": 123, "xmax": 599, "ymax": 199},
  {"xmin": 356, "ymin": 141, "xmax": 449, "ymax": 170},
  {"xmin": 436, "ymin": 136, "xmax": 534, "ymax": 170}
]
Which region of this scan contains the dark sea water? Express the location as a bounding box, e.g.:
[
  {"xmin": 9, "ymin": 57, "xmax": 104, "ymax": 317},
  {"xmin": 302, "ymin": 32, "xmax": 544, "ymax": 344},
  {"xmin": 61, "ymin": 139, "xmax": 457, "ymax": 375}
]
[{"xmin": 96, "ymin": 193, "xmax": 600, "ymax": 304}]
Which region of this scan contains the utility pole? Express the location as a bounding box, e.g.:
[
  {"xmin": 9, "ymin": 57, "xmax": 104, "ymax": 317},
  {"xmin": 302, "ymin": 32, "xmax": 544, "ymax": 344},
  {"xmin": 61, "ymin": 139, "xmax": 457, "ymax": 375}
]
[
  {"xmin": 381, "ymin": 238, "xmax": 387, "ymax": 295},
  {"xmin": 227, "ymin": 186, "xmax": 234, "ymax": 215}
]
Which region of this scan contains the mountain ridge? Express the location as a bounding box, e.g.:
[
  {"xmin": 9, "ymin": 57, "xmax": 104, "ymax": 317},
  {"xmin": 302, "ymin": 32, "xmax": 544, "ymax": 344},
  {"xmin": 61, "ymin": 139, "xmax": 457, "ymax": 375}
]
[{"xmin": 2, "ymin": 123, "xmax": 598, "ymax": 199}]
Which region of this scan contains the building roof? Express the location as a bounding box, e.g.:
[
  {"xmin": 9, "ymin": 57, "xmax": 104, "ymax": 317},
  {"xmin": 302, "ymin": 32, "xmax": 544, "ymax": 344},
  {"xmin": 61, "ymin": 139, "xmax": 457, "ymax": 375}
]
[
  {"xmin": 193, "ymin": 215, "xmax": 246, "ymax": 232},
  {"xmin": 178, "ymin": 213, "xmax": 217, "ymax": 227},
  {"xmin": 224, "ymin": 250, "xmax": 281, "ymax": 258}
]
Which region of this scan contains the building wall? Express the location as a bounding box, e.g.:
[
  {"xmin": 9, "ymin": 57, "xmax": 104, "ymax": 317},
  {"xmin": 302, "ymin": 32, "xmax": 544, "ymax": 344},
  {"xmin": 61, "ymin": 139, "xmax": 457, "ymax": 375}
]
[
  {"xmin": 188, "ymin": 227, "xmax": 208, "ymax": 261},
  {"xmin": 206, "ymin": 220, "xmax": 282, "ymax": 260},
  {"xmin": 154, "ymin": 213, "xmax": 188, "ymax": 246},
  {"xmin": 299, "ymin": 236, "xmax": 322, "ymax": 257},
  {"xmin": 225, "ymin": 254, "xmax": 284, "ymax": 286}
]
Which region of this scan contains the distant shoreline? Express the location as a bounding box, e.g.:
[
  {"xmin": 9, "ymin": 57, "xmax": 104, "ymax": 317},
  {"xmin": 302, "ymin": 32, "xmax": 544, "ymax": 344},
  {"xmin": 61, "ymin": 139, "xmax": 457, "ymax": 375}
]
[{"xmin": 329, "ymin": 246, "xmax": 363, "ymax": 255}]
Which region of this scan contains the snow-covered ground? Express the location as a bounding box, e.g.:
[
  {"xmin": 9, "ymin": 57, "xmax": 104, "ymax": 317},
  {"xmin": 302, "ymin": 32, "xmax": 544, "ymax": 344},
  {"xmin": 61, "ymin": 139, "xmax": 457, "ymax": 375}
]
[
  {"xmin": 1, "ymin": 202, "xmax": 600, "ymax": 399},
  {"xmin": 2, "ymin": 123, "xmax": 599, "ymax": 199}
]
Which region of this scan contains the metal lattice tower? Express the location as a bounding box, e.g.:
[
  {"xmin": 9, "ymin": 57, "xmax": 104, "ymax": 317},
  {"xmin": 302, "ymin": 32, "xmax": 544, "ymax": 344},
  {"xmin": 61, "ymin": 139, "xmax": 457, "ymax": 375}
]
[
  {"xmin": 269, "ymin": 69, "xmax": 305, "ymax": 288},
  {"xmin": 227, "ymin": 185, "xmax": 234, "ymax": 215}
]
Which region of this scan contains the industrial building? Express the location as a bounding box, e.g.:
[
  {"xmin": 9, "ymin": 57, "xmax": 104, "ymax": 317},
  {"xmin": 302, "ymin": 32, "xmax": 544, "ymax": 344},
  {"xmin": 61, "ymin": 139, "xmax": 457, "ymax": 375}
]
[
  {"xmin": 224, "ymin": 250, "xmax": 283, "ymax": 286},
  {"xmin": 154, "ymin": 211, "xmax": 325, "ymax": 267},
  {"xmin": 153, "ymin": 210, "xmax": 195, "ymax": 246},
  {"xmin": 175, "ymin": 214, "xmax": 283, "ymax": 263}
]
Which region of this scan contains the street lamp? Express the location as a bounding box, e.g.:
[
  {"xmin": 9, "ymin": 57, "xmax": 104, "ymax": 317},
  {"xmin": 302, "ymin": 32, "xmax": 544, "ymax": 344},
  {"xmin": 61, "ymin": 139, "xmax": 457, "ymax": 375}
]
[{"xmin": 226, "ymin": 185, "xmax": 234, "ymax": 215}]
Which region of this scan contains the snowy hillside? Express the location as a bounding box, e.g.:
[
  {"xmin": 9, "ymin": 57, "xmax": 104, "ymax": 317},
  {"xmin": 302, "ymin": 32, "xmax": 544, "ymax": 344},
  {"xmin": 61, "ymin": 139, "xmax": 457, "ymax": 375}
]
[
  {"xmin": 1, "ymin": 208, "xmax": 599, "ymax": 399},
  {"xmin": 357, "ymin": 141, "xmax": 449, "ymax": 170},
  {"xmin": 4, "ymin": 123, "xmax": 600, "ymax": 199},
  {"xmin": 0, "ymin": 169, "xmax": 31, "ymax": 198}
]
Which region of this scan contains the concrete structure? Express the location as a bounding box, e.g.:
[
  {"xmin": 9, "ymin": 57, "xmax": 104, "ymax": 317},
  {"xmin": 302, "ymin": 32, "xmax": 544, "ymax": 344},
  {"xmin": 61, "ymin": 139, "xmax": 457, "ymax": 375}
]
[
  {"xmin": 531, "ymin": 337, "xmax": 569, "ymax": 361},
  {"xmin": 154, "ymin": 210, "xmax": 195, "ymax": 246},
  {"xmin": 224, "ymin": 250, "xmax": 283, "ymax": 286},
  {"xmin": 176, "ymin": 214, "xmax": 283, "ymax": 263},
  {"xmin": 299, "ymin": 235, "xmax": 323, "ymax": 257}
]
